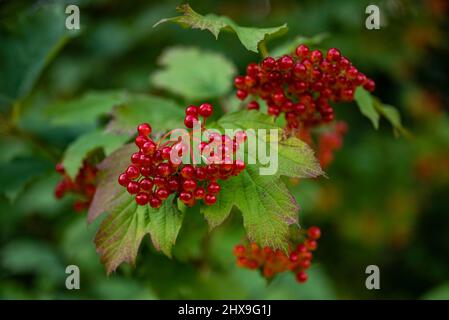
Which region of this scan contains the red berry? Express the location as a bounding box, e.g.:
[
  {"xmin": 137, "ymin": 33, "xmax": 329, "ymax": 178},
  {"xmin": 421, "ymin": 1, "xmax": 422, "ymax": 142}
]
[
  {"xmin": 156, "ymin": 187, "xmax": 169, "ymax": 200},
  {"xmin": 139, "ymin": 178, "xmax": 153, "ymax": 191},
  {"xmin": 289, "ymin": 252, "xmax": 299, "ymax": 262},
  {"xmin": 279, "ymin": 55, "xmax": 294, "ymax": 70},
  {"xmin": 153, "ymin": 175, "xmax": 166, "ymax": 187},
  {"xmin": 118, "ymin": 173, "xmax": 129, "ymax": 186},
  {"xmin": 207, "ymin": 181, "xmax": 220, "ymax": 194},
  {"xmin": 182, "ymin": 179, "xmax": 197, "ymax": 191},
  {"xmin": 127, "ymin": 181, "xmax": 140, "ymax": 194},
  {"xmin": 184, "ymin": 115, "xmax": 198, "ymax": 128},
  {"xmin": 262, "ymin": 57, "xmax": 276, "ymax": 70},
  {"xmin": 234, "ymin": 159, "xmax": 245, "ymax": 171},
  {"xmin": 204, "ymin": 193, "xmax": 217, "ymax": 205},
  {"xmin": 185, "ymin": 105, "xmax": 198, "ymax": 116},
  {"xmin": 179, "ymin": 191, "xmax": 193, "ymax": 203},
  {"xmin": 299, "ymin": 259, "xmax": 311, "ymax": 269},
  {"xmin": 308, "ymin": 226, "xmax": 321, "ymax": 240},
  {"xmin": 156, "ymin": 163, "xmax": 171, "ymax": 177},
  {"xmin": 310, "ymin": 50, "xmax": 323, "ymax": 63},
  {"xmin": 295, "ymin": 44, "xmax": 309, "ymax": 59},
  {"xmin": 296, "ymin": 271, "xmax": 308, "ymax": 283},
  {"xmin": 326, "ymin": 48, "xmax": 341, "ymax": 62},
  {"xmin": 135, "ymin": 192, "xmax": 149, "ymax": 205},
  {"xmin": 305, "ymin": 239, "xmax": 317, "ymax": 250},
  {"xmin": 141, "ymin": 140, "xmax": 156, "ymax": 155},
  {"xmin": 180, "ymin": 165, "xmax": 195, "ymax": 179},
  {"xmin": 135, "ymin": 135, "xmax": 148, "ymax": 148},
  {"xmin": 194, "ymin": 187, "xmax": 206, "ymax": 199},
  {"xmin": 55, "ymin": 163, "xmax": 65, "ymax": 174},
  {"xmin": 131, "ymin": 152, "xmax": 141, "ymax": 164},
  {"xmin": 247, "ymin": 100, "xmax": 260, "ymax": 110},
  {"xmin": 137, "ymin": 123, "xmax": 152, "ymax": 136},
  {"xmin": 161, "ymin": 146, "xmax": 172, "ymax": 160},
  {"xmin": 126, "ymin": 165, "xmax": 140, "ymax": 180},
  {"xmin": 149, "ymin": 197, "xmax": 162, "ymax": 208},
  {"xmin": 236, "ymin": 89, "xmax": 248, "ymax": 100},
  {"xmin": 195, "ymin": 167, "xmax": 207, "ymax": 180},
  {"xmin": 140, "ymin": 166, "xmax": 152, "ymax": 177},
  {"xmin": 167, "ymin": 177, "xmax": 180, "ymax": 191},
  {"xmin": 198, "ymin": 103, "xmax": 213, "ymax": 118}
]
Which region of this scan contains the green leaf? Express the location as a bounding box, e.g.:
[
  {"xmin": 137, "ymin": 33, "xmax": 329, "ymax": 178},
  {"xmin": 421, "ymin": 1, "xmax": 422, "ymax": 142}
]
[
  {"xmin": 204, "ymin": 166, "xmax": 299, "ymax": 250},
  {"xmin": 108, "ymin": 94, "xmax": 184, "ymax": 133},
  {"xmin": 62, "ymin": 130, "xmax": 130, "ymax": 179},
  {"xmin": 154, "ymin": 4, "xmax": 288, "ymax": 53},
  {"xmin": 88, "ymin": 144, "xmax": 136, "ymax": 224},
  {"xmin": 46, "ymin": 90, "xmax": 127, "ymax": 127},
  {"xmin": 276, "ymin": 137, "xmax": 325, "ymax": 178},
  {"xmin": 354, "ymin": 87, "xmax": 380, "ymax": 129},
  {"xmin": 203, "ymin": 110, "xmax": 323, "ymax": 249},
  {"xmin": 354, "ymin": 88, "xmax": 409, "ymax": 137},
  {"xmin": 375, "ymin": 102, "xmax": 409, "ymax": 137},
  {"xmin": 150, "ymin": 47, "xmax": 236, "ymax": 101},
  {"xmin": 270, "ymin": 33, "xmax": 328, "ymax": 57},
  {"xmin": 94, "ymin": 193, "xmax": 183, "ymax": 274},
  {"xmin": 146, "ymin": 195, "xmax": 184, "ymax": 257},
  {"xmin": 94, "ymin": 194, "xmax": 147, "ymax": 274},
  {"xmin": 0, "ymin": 3, "xmax": 73, "ymax": 108}
]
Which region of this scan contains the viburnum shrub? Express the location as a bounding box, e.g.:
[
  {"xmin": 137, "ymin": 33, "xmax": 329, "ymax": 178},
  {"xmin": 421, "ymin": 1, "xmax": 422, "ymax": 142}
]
[
  {"xmin": 234, "ymin": 226, "xmax": 321, "ymax": 283},
  {"xmin": 117, "ymin": 104, "xmax": 246, "ymax": 208},
  {"xmin": 54, "ymin": 161, "xmax": 97, "ymax": 212},
  {"xmin": 51, "ymin": 4, "xmax": 405, "ymax": 281}
]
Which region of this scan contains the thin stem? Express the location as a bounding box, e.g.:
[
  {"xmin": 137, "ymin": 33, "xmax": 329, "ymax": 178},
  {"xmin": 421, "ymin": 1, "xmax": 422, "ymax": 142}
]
[{"xmin": 258, "ymin": 40, "xmax": 269, "ymax": 58}]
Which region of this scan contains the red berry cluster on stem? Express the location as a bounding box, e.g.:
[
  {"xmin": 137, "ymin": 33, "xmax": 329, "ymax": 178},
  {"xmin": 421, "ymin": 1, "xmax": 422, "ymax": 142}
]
[
  {"xmin": 54, "ymin": 161, "xmax": 97, "ymax": 212},
  {"xmin": 234, "ymin": 45, "xmax": 375, "ymax": 131},
  {"xmin": 233, "ymin": 226, "xmax": 321, "ymax": 283},
  {"xmin": 118, "ymin": 103, "xmax": 246, "ymax": 208}
]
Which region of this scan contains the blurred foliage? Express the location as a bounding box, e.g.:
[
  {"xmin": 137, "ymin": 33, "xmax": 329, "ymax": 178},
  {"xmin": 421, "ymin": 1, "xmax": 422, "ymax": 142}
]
[{"xmin": 1, "ymin": 0, "xmax": 449, "ymax": 299}]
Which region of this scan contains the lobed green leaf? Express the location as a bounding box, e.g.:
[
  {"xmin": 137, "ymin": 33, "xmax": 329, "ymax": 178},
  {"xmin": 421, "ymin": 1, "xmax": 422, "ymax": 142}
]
[
  {"xmin": 154, "ymin": 4, "xmax": 288, "ymax": 53},
  {"xmin": 150, "ymin": 46, "xmax": 236, "ymax": 101}
]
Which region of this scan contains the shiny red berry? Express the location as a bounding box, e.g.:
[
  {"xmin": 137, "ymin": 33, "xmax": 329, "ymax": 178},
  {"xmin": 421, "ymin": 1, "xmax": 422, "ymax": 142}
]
[
  {"xmin": 295, "ymin": 44, "xmax": 309, "ymax": 59},
  {"xmin": 308, "ymin": 226, "xmax": 321, "ymax": 240},
  {"xmin": 135, "ymin": 192, "xmax": 149, "ymax": 205},
  {"xmin": 247, "ymin": 100, "xmax": 260, "ymax": 110},
  {"xmin": 204, "ymin": 194, "xmax": 217, "ymax": 205},
  {"xmin": 137, "ymin": 123, "xmax": 152, "ymax": 136},
  {"xmin": 118, "ymin": 173, "xmax": 129, "ymax": 186},
  {"xmin": 194, "ymin": 187, "xmax": 206, "ymax": 199},
  {"xmin": 156, "ymin": 187, "xmax": 169, "ymax": 200},
  {"xmin": 327, "ymin": 48, "xmax": 341, "ymax": 62},
  {"xmin": 139, "ymin": 178, "xmax": 153, "ymax": 191},
  {"xmin": 185, "ymin": 105, "xmax": 198, "ymax": 116},
  {"xmin": 184, "ymin": 115, "xmax": 198, "ymax": 128},
  {"xmin": 198, "ymin": 103, "xmax": 213, "ymax": 118},
  {"xmin": 182, "ymin": 179, "xmax": 197, "ymax": 191},
  {"xmin": 127, "ymin": 181, "xmax": 140, "ymax": 194},
  {"xmin": 207, "ymin": 181, "xmax": 220, "ymax": 194},
  {"xmin": 149, "ymin": 197, "xmax": 162, "ymax": 208},
  {"xmin": 180, "ymin": 165, "xmax": 195, "ymax": 179},
  {"xmin": 125, "ymin": 165, "xmax": 140, "ymax": 180},
  {"xmin": 296, "ymin": 271, "xmax": 308, "ymax": 283}
]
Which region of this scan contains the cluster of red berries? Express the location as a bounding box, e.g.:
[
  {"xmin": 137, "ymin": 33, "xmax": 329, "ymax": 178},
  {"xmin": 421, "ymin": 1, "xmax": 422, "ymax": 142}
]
[
  {"xmin": 234, "ymin": 45, "xmax": 375, "ymax": 131},
  {"xmin": 54, "ymin": 161, "xmax": 97, "ymax": 212},
  {"xmin": 233, "ymin": 226, "xmax": 321, "ymax": 283},
  {"xmin": 118, "ymin": 103, "xmax": 246, "ymax": 208}
]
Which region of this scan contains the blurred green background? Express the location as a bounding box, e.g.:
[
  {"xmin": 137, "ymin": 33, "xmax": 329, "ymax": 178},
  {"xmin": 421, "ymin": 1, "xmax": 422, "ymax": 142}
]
[{"xmin": 1, "ymin": 0, "xmax": 448, "ymax": 299}]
